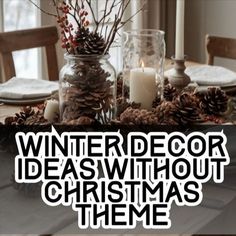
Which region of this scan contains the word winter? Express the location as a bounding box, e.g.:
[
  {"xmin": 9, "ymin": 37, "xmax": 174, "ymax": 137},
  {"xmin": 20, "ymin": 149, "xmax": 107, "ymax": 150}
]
[{"xmin": 15, "ymin": 129, "xmax": 230, "ymax": 230}]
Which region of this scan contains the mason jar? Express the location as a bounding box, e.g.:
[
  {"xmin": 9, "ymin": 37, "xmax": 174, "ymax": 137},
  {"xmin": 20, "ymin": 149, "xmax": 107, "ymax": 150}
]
[{"xmin": 59, "ymin": 54, "xmax": 116, "ymax": 125}]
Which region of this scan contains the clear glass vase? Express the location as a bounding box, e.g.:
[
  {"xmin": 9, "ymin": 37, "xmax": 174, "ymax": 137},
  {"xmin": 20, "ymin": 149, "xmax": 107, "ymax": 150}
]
[
  {"xmin": 122, "ymin": 30, "xmax": 166, "ymax": 110},
  {"xmin": 59, "ymin": 54, "xmax": 116, "ymax": 125}
]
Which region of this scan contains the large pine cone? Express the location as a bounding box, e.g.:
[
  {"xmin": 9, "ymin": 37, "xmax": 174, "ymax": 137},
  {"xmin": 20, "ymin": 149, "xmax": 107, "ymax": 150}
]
[
  {"xmin": 174, "ymin": 93, "xmax": 201, "ymax": 125},
  {"xmin": 62, "ymin": 61, "xmax": 113, "ymax": 122},
  {"xmin": 84, "ymin": 32, "xmax": 106, "ymax": 55},
  {"xmin": 164, "ymin": 84, "xmax": 177, "ymax": 101},
  {"xmin": 120, "ymin": 108, "xmax": 159, "ymax": 125},
  {"xmin": 153, "ymin": 101, "xmax": 177, "ymax": 125},
  {"xmin": 200, "ymin": 87, "xmax": 228, "ymax": 115}
]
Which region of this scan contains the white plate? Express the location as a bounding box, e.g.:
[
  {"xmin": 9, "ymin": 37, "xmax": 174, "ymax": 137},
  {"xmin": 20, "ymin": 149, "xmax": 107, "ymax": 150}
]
[
  {"xmin": 185, "ymin": 65, "xmax": 236, "ymax": 86},
  {"xmin": 0, "ymin": 77, "xmax": 58, "ymax": 99},
  {"xmin": 0, "ymin": 96, "xmax": 50, "ymax": 105}
]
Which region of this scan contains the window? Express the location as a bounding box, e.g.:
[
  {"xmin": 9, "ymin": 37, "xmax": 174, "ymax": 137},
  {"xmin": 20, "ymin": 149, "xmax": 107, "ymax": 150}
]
[{"xmin": 1, "ymin": 0, "xmax": 40, "ymax": 79}]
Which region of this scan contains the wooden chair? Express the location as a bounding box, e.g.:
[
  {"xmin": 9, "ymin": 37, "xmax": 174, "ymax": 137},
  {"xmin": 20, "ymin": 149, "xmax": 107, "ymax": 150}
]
[
  {"xmin": 0, "ymin": 26, "xmax": 59, "ymax": 82},
  {"xmin": 206, "ymin": 34, "xmax": 236, "ymax": 65}
]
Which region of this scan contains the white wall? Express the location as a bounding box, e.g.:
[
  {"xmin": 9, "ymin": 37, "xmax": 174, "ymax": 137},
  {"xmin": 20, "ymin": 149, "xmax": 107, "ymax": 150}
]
[{"xmin": 185, "ymin": 0, "xmax": 236, "ymax": 71}]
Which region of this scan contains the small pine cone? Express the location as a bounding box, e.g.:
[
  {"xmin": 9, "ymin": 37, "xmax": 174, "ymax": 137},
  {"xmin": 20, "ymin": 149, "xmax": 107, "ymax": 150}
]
[
  {"xmin": 117, "ymin": 97, "xmax": 141, "ymax": 119},
  {"xmin": 117, "ymin": 72, "xmax": 123, "ymax": 98},
  {"xmin": 66, "ymin": 116, "xmax": 95, "ymax": 125},
  {"xmin": 75, "ymin": 27, "xmax": 90, "ymax": 54},
  {"xmin": 117, "ymin": 97, "xmax": 130, "ymax": 118},
  {"xmin": 4, "ymin": 107, "xmax": 35, "ymax": 125},
  {"xmin": 164, "ymin": 84, "xmax": 177, "ymax": 101},
  {"xmin": 152, "ymin": 96, "xmax": 161, "ymax": 108},
  {"xmin": 15, "ymin": 107, "xmax": 35, "ymax": 124},
  {"xmin": 84, "ymin": 32, "xmax": 106, "ymax": 55},
  {"xmin": 4, "ymin": 116, "xmax": 17, "ymax": 125},
  {"xmin": 120, "ymin": 108, "xmax": 158, "ymax": 125},
  {"xmin": 24, "ymin": 114, "xmax": 48, "ymax": 125},
  {"xmin": 200, "ymin": 87, "xmax": 228, "ymax": 115},
  {"xmin": 174, "ymin": 93, "xmax": 201, "ymax": 125},
  {"xmin": 153, "ymin": 101, "xmax": 177, "ymax": 125},
  {"xmin": 117, "ymin": 72, "xmax": 129, "ymax": 99}
]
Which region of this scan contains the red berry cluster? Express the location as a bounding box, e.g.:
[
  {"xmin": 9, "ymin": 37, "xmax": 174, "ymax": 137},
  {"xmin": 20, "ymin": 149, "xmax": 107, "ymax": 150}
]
[
  {"xmin": 56, "ymin": 2, "xmax": 90, "ymax": 52},
  {"xmin": 79, "ymin": 10, "xmax": 90, "ymax": 27}
]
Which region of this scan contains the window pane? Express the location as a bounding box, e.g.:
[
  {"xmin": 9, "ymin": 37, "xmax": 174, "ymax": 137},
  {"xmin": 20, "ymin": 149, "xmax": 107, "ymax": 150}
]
[{"xmin": 3, "ymin": 0, "xmax": 39, "ymax": 79}]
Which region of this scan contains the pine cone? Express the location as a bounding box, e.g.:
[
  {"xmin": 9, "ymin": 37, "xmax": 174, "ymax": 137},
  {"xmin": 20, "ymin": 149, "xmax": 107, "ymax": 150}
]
[
  {"xmin": 62, "ymin": 61, "xmax": 113, "ymax": 123},
  {"xmin": 152, "ymin": 97, "xmax": 161, "ymax": 108},
  {"xmin": 24, "ymin": 114, "xmax": 48, "ymax": 125},
  {"xmin": 164, "ymin": 84, "xmax": 177, "ymax": 101},
  {"xmin": 120, "ymin": 108, "xmax": 159, "ymax": 125},
  {"xmin": 75, "ymin": 27, "xmax": 90, "ymax": 54},
  {"xmin": 84, "ymin": 32, "xmax": 106, "ymax": 55},
  {"xmin": 4, "ymin": 106, "xmax": 49, "ymax": 125},
  {"xmin": 117, "ymin": 97, "xmax": 141, "ymax": 118},
  {"xmin": 5, "ymin": 107, "xmax": 35, "ymax": 125},
  {"xmin": 153, "ymin": 101, "xmax": 177, "ymax": 125},
  {"xmin": 117, "ymin": 72, "xmax": 123, "ymax": 98},
  {"xmin": 66, "ymin": 116, "xmax": 95, "ymax": 125},
  {"xmin": 117, "ymin": 72, "xmax": 129, "ymax": 99},
  {"xmin": 200, "ymin": 87, "xmax": 228, "ymax": 115},
  {"xmin": 174, "ymin": 93, "xmax": 201, "ymax": 125}
]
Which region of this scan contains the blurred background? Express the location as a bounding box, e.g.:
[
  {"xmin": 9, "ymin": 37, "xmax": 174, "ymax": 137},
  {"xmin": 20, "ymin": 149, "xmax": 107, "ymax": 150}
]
[{"xmin": 0, "ymin": 0, "xmax": 236, "ymax": 81}]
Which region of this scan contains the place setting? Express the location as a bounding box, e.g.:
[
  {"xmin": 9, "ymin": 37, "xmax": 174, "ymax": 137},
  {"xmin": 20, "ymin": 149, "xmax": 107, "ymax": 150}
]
[{"xmin": 0, "ymin": 77, "xmax": 58, "ymax": 105}]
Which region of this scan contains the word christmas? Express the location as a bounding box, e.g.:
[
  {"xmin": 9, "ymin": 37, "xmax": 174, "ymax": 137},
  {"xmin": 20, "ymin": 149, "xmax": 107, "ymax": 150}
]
[{"xmin": 15, "ymin": 128, "xmax": 230, "ymax": 229}]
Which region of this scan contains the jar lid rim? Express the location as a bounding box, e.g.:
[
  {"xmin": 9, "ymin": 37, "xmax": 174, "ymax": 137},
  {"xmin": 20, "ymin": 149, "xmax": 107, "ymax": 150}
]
[
  {"xmin": 64, "ymin": 53, "xmax": 110, "ymax": 60},
  {"xmin": 123, "ymin": 29, "xmax": 165, "ymax": 36}
]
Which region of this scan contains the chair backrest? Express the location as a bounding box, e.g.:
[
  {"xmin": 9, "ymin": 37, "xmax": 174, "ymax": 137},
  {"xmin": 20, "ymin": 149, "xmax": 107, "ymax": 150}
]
[
  {"xmin": 206, "ymin": 34, "xmax": 236, "ymax": 65},
  {"xmin": 0, "ymin": 26, "xmax": 59, "ymax": 82}
]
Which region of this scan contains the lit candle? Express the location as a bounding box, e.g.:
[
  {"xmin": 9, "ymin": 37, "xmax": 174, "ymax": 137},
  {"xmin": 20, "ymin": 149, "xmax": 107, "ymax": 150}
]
[
  {"xmin": 44, "ymin": 99, "xmax": 59, "ymax": 123},
  {"xmin": 175, "ymin": 0, "xmax": 185, "ymax": 60},
  {"xmin": 130, "ymin": 63, "xmax": 156, "ymax": 110}
]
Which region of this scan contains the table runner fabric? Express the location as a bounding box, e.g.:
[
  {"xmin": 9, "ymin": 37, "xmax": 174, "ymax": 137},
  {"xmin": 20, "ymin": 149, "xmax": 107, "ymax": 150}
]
[
  {"xmin": 0, "ymin": 77, "xmax": 59, "ymax": 99},
  {"xmin": 0, "ymin": 187, "xmax": 77, "ymax": 234}
]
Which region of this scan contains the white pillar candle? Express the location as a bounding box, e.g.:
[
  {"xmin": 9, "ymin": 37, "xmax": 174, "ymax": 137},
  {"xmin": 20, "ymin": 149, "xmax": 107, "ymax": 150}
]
[
  {"xmin": 131, "ymin": 0, "xmax": 144, "ymax": 29},
  {"xmin": 175, "ymin": 0, "xmax": 185, "ymax": 60},
  {"xmin": 130, "ymin": 67, "xmax": 156, "ymax": 110},
  {"xmin": 44, "ymin": 99, "xmax": 59, "ymax": 123}
]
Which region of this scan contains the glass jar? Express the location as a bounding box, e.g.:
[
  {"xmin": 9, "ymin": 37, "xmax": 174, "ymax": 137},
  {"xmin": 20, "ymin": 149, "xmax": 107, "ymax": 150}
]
[
  {"xmin": 122, "ymin": 30, "xmax": 166, "ymax": 110},
  {"xmin": 59, "ymin": 54, "xmax": 116, "ymax": 125}
]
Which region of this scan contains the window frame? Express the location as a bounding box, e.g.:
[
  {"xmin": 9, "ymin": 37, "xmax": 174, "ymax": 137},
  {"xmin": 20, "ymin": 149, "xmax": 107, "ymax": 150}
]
[
  {"xmin": 0, "ymin": 1, "xmax": 3, "ymax": 31},
  {"xmin": 0, "ymin": 0, "xmax": 42, "ymax": 81}
]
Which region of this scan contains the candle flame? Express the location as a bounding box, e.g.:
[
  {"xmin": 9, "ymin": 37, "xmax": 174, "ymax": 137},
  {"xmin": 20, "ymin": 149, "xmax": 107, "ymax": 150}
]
[
  {"xmin": 141, "ymin": 60, "xmax": 145, "ymax": 68},
  {"xmin": 141, "ymin": 60, "xmax": 145, "ymax": 72}
]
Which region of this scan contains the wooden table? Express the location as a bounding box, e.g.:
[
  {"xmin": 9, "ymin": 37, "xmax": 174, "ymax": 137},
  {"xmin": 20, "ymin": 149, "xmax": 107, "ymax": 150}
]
[
  {"xmin": 0, "ymin": 59, "xmax": 200, "ymax": 123},
  {"xmin": 0, "ymin": 58, "xmax": 236, "ymax": 234}
]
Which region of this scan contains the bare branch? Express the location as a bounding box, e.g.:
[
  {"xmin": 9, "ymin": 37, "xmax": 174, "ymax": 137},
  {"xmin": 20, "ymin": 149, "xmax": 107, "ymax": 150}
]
[
  {"xmin": 28, "ymin": 0, "xmax": 57, "ymax": 17},
  {"xmin": 29, "ymin": 0, "xmax": 140, "ymax": 55}
]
